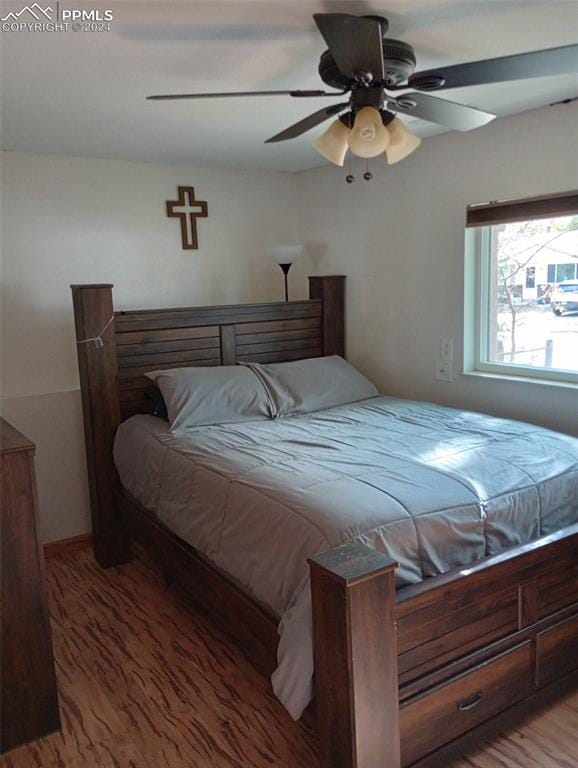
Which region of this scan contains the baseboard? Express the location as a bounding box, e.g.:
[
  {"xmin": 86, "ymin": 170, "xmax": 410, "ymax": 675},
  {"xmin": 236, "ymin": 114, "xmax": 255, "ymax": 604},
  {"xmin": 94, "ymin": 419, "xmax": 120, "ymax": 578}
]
[{"xmin": 44, "ymin": 533, "xmax": 92, "ymax": 559}]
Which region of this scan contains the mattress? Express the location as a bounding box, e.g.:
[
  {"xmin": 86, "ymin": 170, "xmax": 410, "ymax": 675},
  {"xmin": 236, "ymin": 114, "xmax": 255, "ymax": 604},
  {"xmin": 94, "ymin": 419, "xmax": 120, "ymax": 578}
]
[{"xmin": 113, "ymin": 396, "xmax": 578, "ymax": 719}]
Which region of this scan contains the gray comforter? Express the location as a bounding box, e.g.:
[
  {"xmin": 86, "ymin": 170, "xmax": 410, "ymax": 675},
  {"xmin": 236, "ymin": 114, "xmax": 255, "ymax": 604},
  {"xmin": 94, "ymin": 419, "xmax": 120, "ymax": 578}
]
[{"xmin": 114, "ymin": 396, "xmax": 578, "ymax": 719}]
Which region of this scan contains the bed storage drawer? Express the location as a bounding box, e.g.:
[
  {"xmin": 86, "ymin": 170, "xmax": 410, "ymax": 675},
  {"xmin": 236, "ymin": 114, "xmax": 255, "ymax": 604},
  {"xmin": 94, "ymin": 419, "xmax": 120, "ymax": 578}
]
[
  {"xmin": 536, "ymin": 613, "xmax": 578, "ymax": 687},
  {"xmin": 536, "ymin": 564, "xmax": 578, "ymax": 619},
  {"xmin": 400, "ymin": 641, "xmax": 533, "ymax": 766}
]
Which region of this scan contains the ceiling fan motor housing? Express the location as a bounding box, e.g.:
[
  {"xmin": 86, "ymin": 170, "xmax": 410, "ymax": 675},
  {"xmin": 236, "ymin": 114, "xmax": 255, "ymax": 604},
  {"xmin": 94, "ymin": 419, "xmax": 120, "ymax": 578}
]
[
  {"xmin": 318, "ymin": 39, "xmax": 416, "ymax": 90},
  {"xmin": 381, "ymin": 40, "xmax": 416, "ymax": 85},
  {"xmin": 318, "ymin": 50, "xmax": 353, "ymax": 90}
]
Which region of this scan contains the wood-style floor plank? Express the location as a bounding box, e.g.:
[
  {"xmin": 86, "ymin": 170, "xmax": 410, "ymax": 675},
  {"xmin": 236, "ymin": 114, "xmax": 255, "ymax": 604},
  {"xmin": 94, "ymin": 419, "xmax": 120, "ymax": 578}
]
[{"xmin": 2, "ymin": 546, "xmax": 576, "ymax": 768}]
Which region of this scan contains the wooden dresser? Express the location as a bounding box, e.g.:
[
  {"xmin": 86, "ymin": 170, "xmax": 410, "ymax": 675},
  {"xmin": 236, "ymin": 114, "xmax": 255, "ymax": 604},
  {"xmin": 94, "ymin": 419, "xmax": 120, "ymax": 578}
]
[{"xmin": 0, "ymin": 418, "xmax": 60, "ymax": 753}]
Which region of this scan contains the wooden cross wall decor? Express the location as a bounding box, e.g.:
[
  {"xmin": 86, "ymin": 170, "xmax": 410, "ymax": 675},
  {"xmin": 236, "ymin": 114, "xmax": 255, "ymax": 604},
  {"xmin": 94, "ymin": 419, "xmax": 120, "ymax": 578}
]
[{"xmin": 166, "ymin": 186, "xmax": 208, "ymax": 250}]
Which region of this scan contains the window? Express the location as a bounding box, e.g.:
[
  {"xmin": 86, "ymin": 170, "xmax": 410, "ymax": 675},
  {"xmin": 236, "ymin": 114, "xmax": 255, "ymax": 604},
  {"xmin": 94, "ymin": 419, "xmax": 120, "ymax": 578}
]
[
  {"xmin": 465, "ymin": 191, "xmax": 578, "ymax": 384},
  {"xmin": 556, "ymin": 263, "xmax": 578, "ymax": 282}
]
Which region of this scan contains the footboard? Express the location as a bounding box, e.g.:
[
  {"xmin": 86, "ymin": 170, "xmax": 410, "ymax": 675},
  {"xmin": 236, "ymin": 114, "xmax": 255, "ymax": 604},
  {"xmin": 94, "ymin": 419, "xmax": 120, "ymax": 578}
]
[{"xmin": 309, "ymin": 524, "xmax": 578, "ymax": 768}]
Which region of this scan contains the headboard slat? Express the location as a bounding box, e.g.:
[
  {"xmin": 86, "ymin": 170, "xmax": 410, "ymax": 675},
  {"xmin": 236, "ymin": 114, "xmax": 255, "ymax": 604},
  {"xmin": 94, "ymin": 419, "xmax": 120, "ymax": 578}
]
[
  {"xmin": 118, "ymin": 336, "xmax": 221, "ymax": 357},
  {"xmin": 237, "ymin": 347, "xmax": 323, "ymax": 365},
  {"xmin": 235, "ymin": 338, "xmax": 322, "ymax": 357},
  {"xmin": 115, "ymin": 301, "xmax": 322, "ymax": 333},
  {"xmin": 116, "ymin": 325, "xmax": 220, "ymax": 345},
  {"xmin": 118, "ymin": 346, "xmax": 222, "ymax": 369},
  {"xmin": 235, "ymin": 317, "xmax": 321, "ymax": 335},
  {"xmin": 236, "ymin": 327, "xmax": 320, "ymax": 346}
]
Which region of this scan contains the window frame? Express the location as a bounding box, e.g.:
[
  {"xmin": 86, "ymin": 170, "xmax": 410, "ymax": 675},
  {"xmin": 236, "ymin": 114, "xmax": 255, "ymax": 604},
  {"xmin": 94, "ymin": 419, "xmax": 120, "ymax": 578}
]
[{"xmin": 465, "ymin": 191, "xmax": 578, "ymax": 387}]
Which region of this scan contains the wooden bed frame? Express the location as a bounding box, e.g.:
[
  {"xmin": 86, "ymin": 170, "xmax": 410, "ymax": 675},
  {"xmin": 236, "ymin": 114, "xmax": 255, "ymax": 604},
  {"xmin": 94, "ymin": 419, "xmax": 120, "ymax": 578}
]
[{"xmin": 71, "ymin": 277, "xmax": 578, "ymax": 768}]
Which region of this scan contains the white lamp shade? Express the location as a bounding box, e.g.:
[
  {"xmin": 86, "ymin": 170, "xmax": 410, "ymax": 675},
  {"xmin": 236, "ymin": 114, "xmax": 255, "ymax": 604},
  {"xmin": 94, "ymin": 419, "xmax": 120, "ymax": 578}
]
[
  {"xmin": 312, "ymin": 119, "xmax": 350, "ymax": 166},
  {"xmin": 267, "ymin": 245, "xmax": 303, "ymax": 265},
  {"xmin": 348, "ymin": 106, "xmax": 390, "ymax": 159},
  {"xmin": 386, "ymin": 118, "xmax": 422, "ymax": 165}
]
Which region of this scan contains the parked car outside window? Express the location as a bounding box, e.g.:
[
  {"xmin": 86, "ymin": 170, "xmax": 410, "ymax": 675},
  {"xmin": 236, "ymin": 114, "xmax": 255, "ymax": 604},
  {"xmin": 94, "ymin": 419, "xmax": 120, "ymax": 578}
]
[{"xmin": 551, "ymin": 280, "xmax": 578, "ymax": 316}]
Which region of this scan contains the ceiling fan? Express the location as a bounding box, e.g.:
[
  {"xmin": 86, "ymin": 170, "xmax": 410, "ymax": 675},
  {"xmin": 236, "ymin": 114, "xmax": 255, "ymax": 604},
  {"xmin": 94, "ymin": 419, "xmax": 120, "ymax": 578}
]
[{"xmin": 147, "ymin": 13, "xmax": 578, "ymax": 169}]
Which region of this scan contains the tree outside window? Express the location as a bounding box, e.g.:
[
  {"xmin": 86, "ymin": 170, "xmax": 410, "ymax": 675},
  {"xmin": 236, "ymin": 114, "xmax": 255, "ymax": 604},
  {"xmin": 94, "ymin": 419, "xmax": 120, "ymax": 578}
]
[{"xmin": 488, "ymin": 215, "xmax": 578, "ymax": 370}]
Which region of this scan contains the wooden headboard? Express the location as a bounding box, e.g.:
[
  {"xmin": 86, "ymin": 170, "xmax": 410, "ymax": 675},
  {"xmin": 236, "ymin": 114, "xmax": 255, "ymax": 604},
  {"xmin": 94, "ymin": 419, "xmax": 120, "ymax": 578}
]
[{"xmin": 71, "ymin": 276, "xmax": 345, "ymax": 566}]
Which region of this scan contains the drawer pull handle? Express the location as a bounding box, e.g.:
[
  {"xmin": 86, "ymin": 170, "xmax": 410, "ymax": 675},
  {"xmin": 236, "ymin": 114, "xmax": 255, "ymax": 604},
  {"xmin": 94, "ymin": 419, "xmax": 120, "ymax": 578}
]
[{"xmin": 457, "ymin": 691, "xmax": 483, "ymax": 712}]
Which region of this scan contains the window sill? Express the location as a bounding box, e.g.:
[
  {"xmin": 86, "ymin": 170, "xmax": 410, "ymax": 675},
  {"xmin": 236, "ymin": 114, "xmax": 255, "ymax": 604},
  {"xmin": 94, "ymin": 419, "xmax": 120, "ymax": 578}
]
[{"xmin": 462, "ymin": 370, "xmax": 578, "ymax": 391}]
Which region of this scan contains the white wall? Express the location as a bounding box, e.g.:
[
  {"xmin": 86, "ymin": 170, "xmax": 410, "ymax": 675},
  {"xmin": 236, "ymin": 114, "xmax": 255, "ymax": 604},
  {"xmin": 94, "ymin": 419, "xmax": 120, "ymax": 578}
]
[
  {"xmin": 0, "ymin": 151, "xmax": 301, "ymax": 541},
  {"xmin": 2, "ymin": 104, "xmax": 577, "ymax": 543},
  {"xmin": 296, "ymin": 103, "xmax": 578, "ymax": 437}
]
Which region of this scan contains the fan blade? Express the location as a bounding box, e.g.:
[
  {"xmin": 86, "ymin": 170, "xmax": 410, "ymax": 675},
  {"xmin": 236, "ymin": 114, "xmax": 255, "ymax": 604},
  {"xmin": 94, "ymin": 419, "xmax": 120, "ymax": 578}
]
[
  {"xmin": 409, "ymin": 44, "xmax": 578, "ymax": 91},
  {"xmin": 147, "ymin": 90, "xmax": 343, "ymax": 101},
  {"xmin": 265, "ymin": 102, "xmax": 349, "ymax": 143},
  {"xmin": 313, "ymin": 13, "xmax": 384, "ymax": 81},
  {"xmin": 388, "ymin": 93, "xmax": 495, "ymax": 131}
]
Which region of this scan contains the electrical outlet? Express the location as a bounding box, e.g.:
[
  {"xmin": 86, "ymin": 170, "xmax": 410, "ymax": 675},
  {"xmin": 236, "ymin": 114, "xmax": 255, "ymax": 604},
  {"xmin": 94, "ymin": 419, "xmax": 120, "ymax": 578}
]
[
  {"xmin": 436, "ymin": 355, "xmax": 453, "ymax": 382},
  {"xmin": 436, "ymin": 358, "xmax": 453, "ymax": 382},
  {"xmin": 436, "ymin": 338, "xmax": 454, "ymax": 382}
]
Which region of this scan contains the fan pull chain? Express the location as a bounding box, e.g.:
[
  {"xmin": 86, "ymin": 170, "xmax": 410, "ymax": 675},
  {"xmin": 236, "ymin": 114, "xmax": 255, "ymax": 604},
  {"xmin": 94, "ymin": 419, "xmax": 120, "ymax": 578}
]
[
  {"xmin": 346, "ymin": 157, "xmax": 375, "ymax": 184},
  {"xmin": 346, "ymin": 152, "xmax": 355, "ymax": 184},
  {"xmin": 364, "ymin": 159, "xmax": 373, "ymax": 181}
]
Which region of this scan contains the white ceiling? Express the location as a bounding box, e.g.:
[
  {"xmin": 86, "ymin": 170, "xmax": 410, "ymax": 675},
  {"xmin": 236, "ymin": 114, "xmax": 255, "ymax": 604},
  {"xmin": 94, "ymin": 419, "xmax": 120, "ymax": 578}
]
[{"xmin": 1, "ymin": 0, "xmax": 577, "ymax": 172}]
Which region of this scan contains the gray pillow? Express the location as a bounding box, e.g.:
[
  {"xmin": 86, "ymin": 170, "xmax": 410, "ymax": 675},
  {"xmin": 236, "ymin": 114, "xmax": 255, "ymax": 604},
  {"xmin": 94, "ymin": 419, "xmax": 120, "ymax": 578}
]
[
  {"xmin": 145, "ymin": 365, "xmax": 272, "ymax": 432},
  {"xmin": 246, "ymin": 356, "xmax": 379, "ymax": 416}
]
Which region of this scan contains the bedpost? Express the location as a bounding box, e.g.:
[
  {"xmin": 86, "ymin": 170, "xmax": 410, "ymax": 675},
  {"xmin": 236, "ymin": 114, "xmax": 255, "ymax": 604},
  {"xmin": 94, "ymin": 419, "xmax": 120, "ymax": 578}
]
[
  {"xmin": 309, "ymin": 543, "xmax": 400, "ymax": 768},
  {"xmin": 309, "ymin": 275, "xmax": 345, "ymax": 357},
  {"xmin": 71, "ymin": 284, "xmax": 131, "ymax": 568}
]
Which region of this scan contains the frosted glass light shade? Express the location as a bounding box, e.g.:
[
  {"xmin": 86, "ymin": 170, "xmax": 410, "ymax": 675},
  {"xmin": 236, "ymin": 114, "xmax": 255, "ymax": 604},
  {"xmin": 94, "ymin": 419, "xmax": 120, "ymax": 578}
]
[
  {"xmin": 312, "ymin": 119, "xmax": 350, "ymax": 166},
  {"xmin": 348, "ymin": 106, "xmax": 390, "ymax": 159},
  {"xmin": 267, "ymin": 245, "xmax": 303, "ymax": 265},
  {"xmin": 386, "ymin": 118, "xmax": 422, "ymax": 165}
]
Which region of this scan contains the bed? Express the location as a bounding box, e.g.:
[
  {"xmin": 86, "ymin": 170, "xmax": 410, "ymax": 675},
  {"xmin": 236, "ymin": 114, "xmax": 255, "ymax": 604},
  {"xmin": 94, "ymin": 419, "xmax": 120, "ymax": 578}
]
[{"xmin": 72, "ymin": 276, "xmax": 578, "ymax": 768}]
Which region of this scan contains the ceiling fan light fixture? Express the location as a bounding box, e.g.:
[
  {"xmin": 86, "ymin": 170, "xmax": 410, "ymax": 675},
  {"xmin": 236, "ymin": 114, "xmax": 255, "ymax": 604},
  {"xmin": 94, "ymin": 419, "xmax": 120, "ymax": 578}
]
[
  {"xmin": 348, "ymin": 106, "xmax": 391, "ymax": 159},
  {"xmin": 312, "ymin": 118, "xmax": 350, "ymax": 166},
  {"xmin": 385, "ymin": 117, "xmax": 422, "ymax": 164}
]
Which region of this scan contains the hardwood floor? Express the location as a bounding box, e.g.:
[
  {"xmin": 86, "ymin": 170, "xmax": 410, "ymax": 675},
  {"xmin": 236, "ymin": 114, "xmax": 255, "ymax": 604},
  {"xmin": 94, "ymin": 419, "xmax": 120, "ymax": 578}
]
[{"xmin": 1, "ymin": 546, "xmax": 576, "ymax": 768}]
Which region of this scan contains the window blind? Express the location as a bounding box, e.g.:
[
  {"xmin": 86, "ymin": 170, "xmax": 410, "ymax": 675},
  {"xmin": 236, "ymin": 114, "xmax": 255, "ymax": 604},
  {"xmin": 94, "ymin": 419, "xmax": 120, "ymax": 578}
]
[{"xmin": 466, "ymin": 190, "xmax": 578, "ymax": 228}]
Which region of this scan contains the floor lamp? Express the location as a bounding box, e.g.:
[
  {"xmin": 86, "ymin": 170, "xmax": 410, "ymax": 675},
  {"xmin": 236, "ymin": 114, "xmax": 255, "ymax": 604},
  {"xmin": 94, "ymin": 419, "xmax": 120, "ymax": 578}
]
[{"xmin": 268, "ymin": 245, "xmax": 303, "ymax": 301}]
